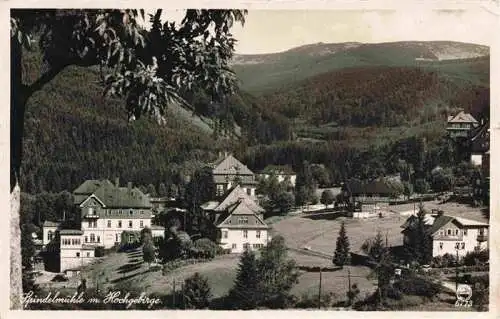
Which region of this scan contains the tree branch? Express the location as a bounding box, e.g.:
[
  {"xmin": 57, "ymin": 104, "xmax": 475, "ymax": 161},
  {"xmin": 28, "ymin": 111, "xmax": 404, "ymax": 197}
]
[{"xmin": 25, "ymin": 63, "xmax": 68, "ymax": 99}]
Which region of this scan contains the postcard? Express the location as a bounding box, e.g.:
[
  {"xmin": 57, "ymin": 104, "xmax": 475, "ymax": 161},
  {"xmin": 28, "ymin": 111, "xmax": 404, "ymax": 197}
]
[{"xmin": 2, "ymin": 1, "xmax": 497, "ymax": 317}]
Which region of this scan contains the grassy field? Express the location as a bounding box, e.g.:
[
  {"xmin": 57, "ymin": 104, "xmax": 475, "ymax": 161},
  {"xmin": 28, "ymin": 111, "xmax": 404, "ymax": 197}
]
[
  {"xmin": 272, "ymin": 200, "xmax": 487, "ymax": 256},
  {"xmin": 291, "ymin": 265, "xmax": 376, "ymax": 301}
]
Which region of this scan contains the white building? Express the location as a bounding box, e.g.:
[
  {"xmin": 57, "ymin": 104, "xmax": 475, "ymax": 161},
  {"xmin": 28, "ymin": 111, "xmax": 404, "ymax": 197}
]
[
  {"xmin": 402, "ymin": 213, "xmax": 489, "ymax": 258},
  {"xmin": 59, "ymin": 229, "xmax": 95, "ymax": 271},
  {"xmin": 201, "ymin": 185, "xmax": 270, "ymax": 253},
  {"xmin": 258, "ymin": 165, "xmax": 297, "ymax": 188},
  {"xmin": 43, "ymin": 179, "xmax": 165, "ymax": 272}
]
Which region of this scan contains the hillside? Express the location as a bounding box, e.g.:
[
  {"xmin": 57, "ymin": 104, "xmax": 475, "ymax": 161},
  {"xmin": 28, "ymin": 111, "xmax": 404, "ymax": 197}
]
[
  {"xmin": 232, "ymin": 41, "xmax": 489, "ymax": 93},
  {"xmin": 21, "ymin": 55, "xmax": 226, "ymax": 194},
  {"xmin": 20, "ymin": 41, "xmax": 489, "ymax": 194}
]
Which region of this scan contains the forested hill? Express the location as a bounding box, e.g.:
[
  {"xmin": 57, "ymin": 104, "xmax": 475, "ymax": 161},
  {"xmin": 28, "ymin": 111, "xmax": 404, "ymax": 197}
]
[
  {"xmin": 232, "ymin": 41, "xmax": 489, "ymax": 94},
  {"xmin": 256, "ymin": 64, "xmax": 490, "ymax": 130},
  {"xmin": 20, "ymin": 41, "xmax": 489, "ymax": 194},
  {"xmin": 21, "ymin": 59, "xmax": 222, "ymax": 194}
]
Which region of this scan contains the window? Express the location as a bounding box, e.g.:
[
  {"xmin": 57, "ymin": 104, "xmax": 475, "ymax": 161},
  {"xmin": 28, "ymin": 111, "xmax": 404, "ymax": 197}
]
[
  {"xmin": 90, "ymin": 234, "xmax": 95, "ymax": 243},
  {"xmin": 439, "ymin": 242, "xmax": 443, "ymax": 249},
  {"xmin": 97, "ymin": 236, "xmax": 100, "ymax": 243},
  {"xmin": 223, "ymin": 231, "xmax": 228, "ymax": 239},
  {"xmin": 47, "ymin": 231, "xmax": 53, "ymax": 241},
  {"xmin": 217, "ymin": 185, "xmax": 224, "ymax": 196},
  {"xmin": 447, "ymin": 229, "xmax": 451, "ymax": 235},
  {"xmin": 238, "ymin": 217, "xmax": 249, "ymax": 224},
  {"xmin": 118, "ymin": 220, "xmax": 122, "ymax": 228},
  {"xmin": 455, "ymin": 229, "xmax": 459, "ymax": 235},
  {"xmin": 86, "ymin": 252, "xmax": 90, "ymax": 257},
  {"xmin": 243, "ymin": 230, "xmax": 248, "ymax": 238},
  {"xmin": 232, "ymin": 244, "xmax": 237, "ymax": 249},
  {"xmin": 140, "ymin": 220, "xmax": 144, "ymax": 228},
  {"xmin": 253, "ymin": 244, "xmax": 264, "ymax": 249},
  {"xmin": 256, "ymin": 230, "xmax": 261, "ymax": 239},
  {"xmin": 461, "ymin": 242, "xmax": 465, "ymax": 250},
  {"xmin": 455, "ymin": 242, "xmax": 460, "ymax": 249},
  {"xmin": 107, "ymin": 220, "xmax": 111, "ymax": 228},
  {"xmin": 115, "ymin": 234, "xmax": 119, "ymax": 242},
  {"xmin": 85, "ymin": 236, "xmax": 88, "ymax": 243},
  {"xmin": 247, "ymin": 188, "xmax": 251, "ymax": 196},
  {"xmin": 128, "ymin": 220, "xmax": 133, "ymax": 228},
  {"xmin": 88, "ymin": 207, "xmax": 94, "ymax": 215},
  {"xmin": 129, "ymin": 210, "xmax": 133, "ymax": 216},
  {"xmin": 243, "ymin": 243, "xmax": 250, "ymax": 250},
  {"xmin": 76, "ymin": 252, "xmax": 80, "ymax": 257},
  {"xmin": 463, "ymin": 229, "xmax": 468, "ymax": 236}
]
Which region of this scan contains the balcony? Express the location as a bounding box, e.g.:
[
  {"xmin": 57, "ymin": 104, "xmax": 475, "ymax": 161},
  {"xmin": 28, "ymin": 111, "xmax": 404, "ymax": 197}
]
[
  {"xmin": 84, "ymin": 214, "xmax": 99, "ymax": 219},
  {"xmin": 477, "ymin": 234, "xmax": 488, "ymax": 242}
]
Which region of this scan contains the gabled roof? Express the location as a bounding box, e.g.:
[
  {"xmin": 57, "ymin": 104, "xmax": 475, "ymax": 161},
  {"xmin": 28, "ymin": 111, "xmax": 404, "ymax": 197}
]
[
  {"xmin": 401, "ymin": 213, "xmax": 488, "ymax": 236},
  {"xmin": 428, "ymin": 215, "xmax": 454, "ymax": 235},
  {"xmin": 73, "ymin": 179, "xmax": 115, "ymax": 205},
  {"xmin": 216, "ymin": 200, "xmax": 269, "ymax": 229},
  {"xmin": 73, "ymin": 179, "xmax": 114, "ymax": 195},
  {"xmin": 212, "ymin": 155, "xmax": 254, "ymax": 176},
  {"xmin": 207, "ymin": 185, "xmax": 264, "ymax": 213},
  {"xmin": 92, "ymin": 184, "xmax": 151, "ymax": 208},
  {"xmin": 447, "ymin": 111, "xmax": 478, "ymax": 124}
]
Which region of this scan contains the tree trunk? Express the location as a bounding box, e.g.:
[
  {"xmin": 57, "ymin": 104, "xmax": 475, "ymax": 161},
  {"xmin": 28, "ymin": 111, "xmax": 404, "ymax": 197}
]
[
  {"xmin": 10, "ymin": 36, "xmax": 25, "ymax": 310},
  {"xmin": 11, "ymin": 182, "xmax": 22, "ymax": 309}
]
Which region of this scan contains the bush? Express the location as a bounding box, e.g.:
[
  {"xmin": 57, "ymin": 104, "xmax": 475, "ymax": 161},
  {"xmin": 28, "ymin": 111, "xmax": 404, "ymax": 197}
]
[
  {"xmin": 192, "ymin": 238, "xmax": 219, "ymax": 259},
  {"xmin": 431, "ymin": 253, "xmax": 457, "ymax": 268},
  {"xmin": 463, "ymin": 250, "xmax": 489, "ymax": 266},
  {"xmin": 393, "ymin": 275, "xmax": 441, "ymax": 298}
]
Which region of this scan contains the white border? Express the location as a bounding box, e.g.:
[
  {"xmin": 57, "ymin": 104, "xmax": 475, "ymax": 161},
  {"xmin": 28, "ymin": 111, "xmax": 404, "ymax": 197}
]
[{"xmin": 0, "ymin": 1, "xmax": 498, "ymax": 319}]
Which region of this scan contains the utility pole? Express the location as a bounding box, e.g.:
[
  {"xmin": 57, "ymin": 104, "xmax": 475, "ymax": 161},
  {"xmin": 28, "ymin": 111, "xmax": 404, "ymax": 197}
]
[
  {"xmin": 348, "ymin": 268, "xmax": 352, "ymax": 306},
  {"xmin": 318, "ymin": 267, "xmax": 322, "ymax": 309},
  {"xmin": 172, "ymin": 280, "xmax": 176, "ymax": 308},
  {"xmin": 456, "ymin": 249, "xmax": 459, "ymax": 292}
]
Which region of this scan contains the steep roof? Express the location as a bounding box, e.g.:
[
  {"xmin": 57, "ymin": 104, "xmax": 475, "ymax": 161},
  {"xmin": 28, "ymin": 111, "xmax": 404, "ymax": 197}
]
[
  {"xmin": 73, "ymin": 179, "xmax": 115, "ymax": 205},
  {"xmin": 402, "ymin": 213, "xmax": 488, "ymax": 236},
  {"xmin": 73, "ymin": 179, "xmax": 114, "ymax": 195},
  {"xmin": 212, "ymin": 155, "xmax": 254, "ymax": 176},
  {"xmin": 216, "ymin": 200, "xmax": 269, "ymax": 229},
  {"xmin": 92, "ymin": 184, "xmax": 151, "ymax": 208},
  {"xmin": 447, "ymin": 111, "xmax": 478, "ymax": 124},
  {"xmin": 208, "ymin": 185, "xmax": 264, "ymax": 213},
  {"xmin": 428, "ymin": 215, "xmax": 454, "ymax": 235}
]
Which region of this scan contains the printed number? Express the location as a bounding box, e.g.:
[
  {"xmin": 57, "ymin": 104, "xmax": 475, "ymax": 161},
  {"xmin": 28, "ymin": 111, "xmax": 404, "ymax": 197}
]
[{"xmin": 455, "ymin": 300, "xmax": 473, "ymax": 307}]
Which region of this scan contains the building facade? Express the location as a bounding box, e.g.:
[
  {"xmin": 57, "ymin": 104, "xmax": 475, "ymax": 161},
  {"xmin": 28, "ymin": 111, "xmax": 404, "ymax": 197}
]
[
  {"xmin": 211, "ymin": 153, "xmax": 257, "ymax": 198},
  {"xmin": 201, "ymin": 185, "xmax": 270, "ymax": 253},
  {"xmin": 446, "ymin": 111, "xmax": 479, "ymax": 139},
  {"xmin": 43, "ymin": 179, "xmax": 164, "ymax": 272},
  {"xmin": 258, "ymin": 165, "xmax": 297, "ymax": 188},
  {"xmin": 402, "ymin": 213, "xmax": 489, "ymax": 258}
]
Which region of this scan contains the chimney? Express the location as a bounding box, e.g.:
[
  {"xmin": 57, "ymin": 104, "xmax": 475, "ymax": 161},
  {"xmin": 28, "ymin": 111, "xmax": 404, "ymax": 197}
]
[
  {"xmin": 127, "ymin": 182, "xmax": 132, "ymax": 192},
  {"xmin": 115, "ymin": 177, "xmax": 120, "ymax": 187}
]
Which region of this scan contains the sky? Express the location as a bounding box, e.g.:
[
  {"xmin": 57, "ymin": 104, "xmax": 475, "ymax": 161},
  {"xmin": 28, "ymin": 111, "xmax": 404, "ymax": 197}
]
[{"xmin": 160, "ymin": 9, "xmax": 496, "ymax": 54}]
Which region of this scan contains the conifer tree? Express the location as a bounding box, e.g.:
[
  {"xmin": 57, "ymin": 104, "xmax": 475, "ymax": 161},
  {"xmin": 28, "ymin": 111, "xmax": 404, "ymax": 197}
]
[
  {"xmin": 333, "ymin": 221, "xmax": 351, "ymax": 268},
  {"xmin": 228, "ymin": 248, "xmax": 259, "ymax": 309}
]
